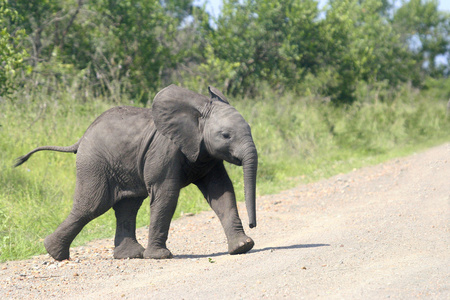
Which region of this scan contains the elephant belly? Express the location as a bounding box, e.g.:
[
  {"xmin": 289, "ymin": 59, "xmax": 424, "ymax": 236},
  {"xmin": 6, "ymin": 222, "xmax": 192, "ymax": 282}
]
[{"xmin": 108, "ymin": 163, "xmax": 148, "ymax": 201}]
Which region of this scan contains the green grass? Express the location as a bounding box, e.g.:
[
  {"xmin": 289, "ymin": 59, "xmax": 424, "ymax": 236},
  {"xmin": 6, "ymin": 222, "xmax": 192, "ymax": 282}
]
[{"xmin": 1, "ymin": 81, "xmax": 449, "ymax": 261}]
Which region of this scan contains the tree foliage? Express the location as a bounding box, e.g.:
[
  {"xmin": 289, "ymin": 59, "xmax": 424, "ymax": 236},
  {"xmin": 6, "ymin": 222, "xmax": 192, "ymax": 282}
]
[
  {"xmin": 207, "ymin": 0, "xmax": 322, "ymax": 96},
  {"xmin": 393, "ymin": 0, "xmax": 450, "ymax": 77},
  {"xmin": 0, "ymin": 0, "xmax": 28, "ymax": 97},
  {"xmin": 1, "ymin": 0, "xmax": 449, "ymax": 103},
  {"xmin": 318, "ymin": 0, "xmax": 416, "ymax": 102}
]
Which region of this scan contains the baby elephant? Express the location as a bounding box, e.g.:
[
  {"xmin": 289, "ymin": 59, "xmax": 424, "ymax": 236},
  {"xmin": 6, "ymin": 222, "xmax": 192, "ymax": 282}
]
[{"xmin": 15, "ymin": 85, "xmax": 258, "ymax": 260}]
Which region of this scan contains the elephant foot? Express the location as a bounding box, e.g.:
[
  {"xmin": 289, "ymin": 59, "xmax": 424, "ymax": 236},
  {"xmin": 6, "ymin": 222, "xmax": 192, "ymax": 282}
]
[
  {"xmin": 114, "ymin": 238, "xmax": 145, "ymax": 259},
  {"xmin": 44, "ymin": 234, "xmax": 70, "ymax": 261},
  {"xmin": 228, "ymin": 236, "xmax": 254, "ymax": 255},
  {"xmin": 143, "ymin": 246, "xmax": 173, "ymax": 259}
]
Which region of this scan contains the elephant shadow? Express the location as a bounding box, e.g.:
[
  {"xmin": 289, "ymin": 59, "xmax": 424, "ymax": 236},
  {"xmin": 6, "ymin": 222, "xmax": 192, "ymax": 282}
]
[{"xmin": 176, "ymin": 243, "xmax": 330, "ymax": 259}]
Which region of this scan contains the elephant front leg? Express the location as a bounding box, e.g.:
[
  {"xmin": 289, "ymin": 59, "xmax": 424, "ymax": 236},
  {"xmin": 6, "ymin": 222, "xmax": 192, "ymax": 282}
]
[
  {"xmin": 214, "ymin": 202, "xmax": 255, "ymax": 255},
  {"xmin": 195, "ymin": 163, "xmax": 254, "ymax": 255},
  {"xmin": 143, "ymin": 186, "xmax": 179, "ymax": 259}
]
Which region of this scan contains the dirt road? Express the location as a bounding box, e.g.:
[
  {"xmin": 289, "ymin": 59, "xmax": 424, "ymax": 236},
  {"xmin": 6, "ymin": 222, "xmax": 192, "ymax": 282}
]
[{"xmin": 1, "ymin": 143, "xmax": 449, "ymax": 299}]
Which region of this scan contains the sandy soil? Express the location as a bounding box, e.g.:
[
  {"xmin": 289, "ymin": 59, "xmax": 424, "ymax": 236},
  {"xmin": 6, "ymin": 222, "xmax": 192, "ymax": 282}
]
[{"xmin": 1, "ymin": 143, "xmax": 449, "ymax": 299}]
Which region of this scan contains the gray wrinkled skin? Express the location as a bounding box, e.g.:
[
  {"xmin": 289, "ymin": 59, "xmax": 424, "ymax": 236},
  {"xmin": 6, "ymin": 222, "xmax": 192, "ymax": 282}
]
[{"xmin": 14, "ymin": 85, "xmax": 258, "ymax": 260}]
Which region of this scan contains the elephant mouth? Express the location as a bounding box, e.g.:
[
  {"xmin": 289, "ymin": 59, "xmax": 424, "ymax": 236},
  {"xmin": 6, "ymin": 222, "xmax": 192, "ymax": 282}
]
[{"xmin": 227, "ymin": 156, "xmax": 242, "ymax": 166}]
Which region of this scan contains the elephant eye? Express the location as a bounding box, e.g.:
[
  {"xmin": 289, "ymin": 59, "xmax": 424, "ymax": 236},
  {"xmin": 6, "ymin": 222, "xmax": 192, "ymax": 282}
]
[{"xmin": 221, "ymin": 132, "xmax": 231, "ymax": 139}]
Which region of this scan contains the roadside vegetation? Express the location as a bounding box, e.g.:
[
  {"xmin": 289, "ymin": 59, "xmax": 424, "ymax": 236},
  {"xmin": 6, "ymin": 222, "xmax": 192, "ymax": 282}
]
[{"xmin": 1, "ymin": 0, "xmax": 449, "ymax": 261}]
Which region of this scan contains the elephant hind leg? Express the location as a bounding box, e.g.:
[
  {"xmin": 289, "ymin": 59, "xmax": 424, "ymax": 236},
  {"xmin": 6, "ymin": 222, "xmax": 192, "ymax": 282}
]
[
  {"xmin": 45, "ymin": 179, "xmax": 113, "ymax": 261},
  {"xmin": 113, "ymin": 197, "xmax": 146, "ymax": 259},
  {"xmin": 44, "ymin": 208, "xmax": 99, "ymax": 261}
]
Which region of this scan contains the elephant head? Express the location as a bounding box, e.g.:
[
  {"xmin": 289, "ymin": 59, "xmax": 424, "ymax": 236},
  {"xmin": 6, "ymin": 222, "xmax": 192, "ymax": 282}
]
[{"xmin": 152, "ymin": 85, "xmax": 258, "ymax": 228}]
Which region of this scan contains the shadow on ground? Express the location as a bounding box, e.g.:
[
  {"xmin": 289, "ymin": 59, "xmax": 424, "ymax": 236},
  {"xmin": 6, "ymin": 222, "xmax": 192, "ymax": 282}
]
[
  {"xmin": 176, "ymin": 243, "xmax": 330, "ymax": 259},
  {"xmin": 252, "ymin": 243, "xmax": 330, "ymax": 254}
]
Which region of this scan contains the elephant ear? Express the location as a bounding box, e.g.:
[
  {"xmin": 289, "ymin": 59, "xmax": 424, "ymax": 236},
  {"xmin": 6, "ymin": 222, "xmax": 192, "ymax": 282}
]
[
  {"xmin": 152, "ymin": 84, "xmax": 209, "ymax": 162},
  {"xmin": 208, "ymin": 86, "xmax": 229, "ymax": 104}
]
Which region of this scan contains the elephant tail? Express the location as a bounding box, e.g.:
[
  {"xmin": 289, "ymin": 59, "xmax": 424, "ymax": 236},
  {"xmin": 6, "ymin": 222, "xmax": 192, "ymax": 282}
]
[{"xmin": 14, "ymin": 140, "xmax": 81, "ymax": 167}]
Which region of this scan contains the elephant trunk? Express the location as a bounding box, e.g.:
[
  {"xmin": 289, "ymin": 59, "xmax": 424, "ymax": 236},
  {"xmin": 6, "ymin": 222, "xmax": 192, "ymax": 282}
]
[{"xmin": 242, "ymin": 144, "xmax": 258, "ymax": 228}]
